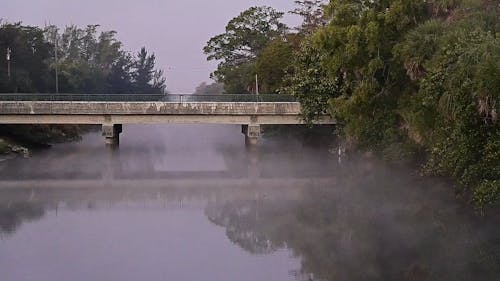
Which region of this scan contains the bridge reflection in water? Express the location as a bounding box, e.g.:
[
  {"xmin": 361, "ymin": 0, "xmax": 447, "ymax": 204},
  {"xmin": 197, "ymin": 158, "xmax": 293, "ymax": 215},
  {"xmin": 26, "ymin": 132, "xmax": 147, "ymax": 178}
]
[
  {"xmin": 0, "ymin": 160, "xmax": 498, "ymax": 281},
  {"xmin": 0, "ymin": 142, "xmax": 338, "ymax": 185},
  {"xmin": 0, "ymin": 124, "xmax": 498, "ymax": 281}
]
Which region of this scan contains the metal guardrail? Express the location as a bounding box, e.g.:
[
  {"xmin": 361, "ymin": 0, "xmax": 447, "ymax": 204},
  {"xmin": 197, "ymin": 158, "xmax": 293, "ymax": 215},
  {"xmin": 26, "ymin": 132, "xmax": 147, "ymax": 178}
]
[{"xmin": 0, "ymin": 94, "xmax": 297, "ymax": 103}]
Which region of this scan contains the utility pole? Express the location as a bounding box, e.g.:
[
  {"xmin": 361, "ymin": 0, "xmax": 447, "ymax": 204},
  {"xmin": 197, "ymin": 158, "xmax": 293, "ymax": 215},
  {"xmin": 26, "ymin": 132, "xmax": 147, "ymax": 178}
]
[
  {"xmin": 255, "ymin": 74, "xmax": 259, "ymax": 95},
  {"xmin": 6, "ymin": 47, "xmax": 11, "ymax": 81},
  {"xmin": 54, "ymin": 34, "xmax": 59, "ymax": 94}
]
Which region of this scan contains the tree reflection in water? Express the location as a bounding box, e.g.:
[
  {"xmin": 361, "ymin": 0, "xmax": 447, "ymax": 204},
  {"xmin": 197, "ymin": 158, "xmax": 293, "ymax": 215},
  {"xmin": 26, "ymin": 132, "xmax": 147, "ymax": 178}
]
[
  {"xmin": 205, "ymin": 161, "xmax": 500, "ymax": 281},
  {"xmin": 0, "ymin": 202, "xmax": 45, "ymax": 237}
]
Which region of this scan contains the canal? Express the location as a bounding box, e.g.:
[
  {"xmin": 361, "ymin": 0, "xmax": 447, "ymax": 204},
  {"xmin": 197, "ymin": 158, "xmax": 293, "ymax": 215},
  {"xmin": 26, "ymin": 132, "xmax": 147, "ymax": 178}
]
[{"xmin": 0, "ymin": 125, "xmax": 498, "ymax": 281}]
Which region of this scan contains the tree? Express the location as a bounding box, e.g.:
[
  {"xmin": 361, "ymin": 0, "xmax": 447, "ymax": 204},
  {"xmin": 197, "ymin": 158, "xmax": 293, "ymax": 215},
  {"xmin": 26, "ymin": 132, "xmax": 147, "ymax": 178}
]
[
  {"xmin": 394, "ymin": 8, "xmax": 499, "ymax": 211},
  {"xmin": 152, "ymin": 69, "xmax": 167, "ymax": 94},
  {"xmin": 0, "ymin": 23, "xmax": 52, "ymax": 93},
  {"xmin": 107, "ymin": 52, "xmax": 134, "ymax": 94},
  {"xmin": 133, "ymin": 47, "xmax": 155, "ymax": 92},
  {"xmin": 43, "ymin": 25, "xmax": 166, "ymax": 95},
  {"xmin": 45, "ymin": 25, "xmax": 129, "ymax": 94},
  {"xmin": 203, "ymin": 6, "xmax": 288, "ymax": 94},
  {"xmin": 314, "ymin": 0, "xmax": 431, "ymax": 150},
  {"xmin": 193, "ymin": 82, "xmax": 224, "ymax": 95},
  {"xmin": 0, "ymin": 22, "xmax": 167, "ymax": 146},
  {"xmin": 281, "ymin": 37, "xmax": 340, "ymax": 124},
  {"xmin": 290, "ymin": 0, "xmax": 328, "ymax": 34},
  {"xmin": 132, "ymin": 47, "xmax": 166, "ymax": 94},
  {"xmin": 285, "ymin": 0, "xmax": 499, "ymax": 209},
  {"xmin": 256, "ymin": 38, "xmax": 294, "ymax": 94}
]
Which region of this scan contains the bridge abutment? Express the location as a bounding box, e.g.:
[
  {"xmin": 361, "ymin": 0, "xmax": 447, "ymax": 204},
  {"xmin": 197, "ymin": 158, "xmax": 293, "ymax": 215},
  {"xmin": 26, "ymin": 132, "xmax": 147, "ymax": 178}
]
[
  {"xmin": 242, "ymin": 124, "xmax": 261, "ymax": 147},
  {"xmin": 102, "ymin": 124, "xmax": 122, "ymax": 146}
]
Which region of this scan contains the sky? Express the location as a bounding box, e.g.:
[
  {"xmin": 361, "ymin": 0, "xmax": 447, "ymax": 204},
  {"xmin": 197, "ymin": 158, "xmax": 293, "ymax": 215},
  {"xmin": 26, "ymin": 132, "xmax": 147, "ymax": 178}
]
[{"xmin": 1, "ymin": 0, "xmax": 301, "ymax": 93}]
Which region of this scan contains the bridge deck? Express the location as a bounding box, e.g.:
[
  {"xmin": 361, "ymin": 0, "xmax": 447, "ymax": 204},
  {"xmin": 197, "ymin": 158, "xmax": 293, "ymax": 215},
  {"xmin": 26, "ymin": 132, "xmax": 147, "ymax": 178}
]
[{"xmin": 0, "ymin": 94, "xmax": 335, "ymax": 125}]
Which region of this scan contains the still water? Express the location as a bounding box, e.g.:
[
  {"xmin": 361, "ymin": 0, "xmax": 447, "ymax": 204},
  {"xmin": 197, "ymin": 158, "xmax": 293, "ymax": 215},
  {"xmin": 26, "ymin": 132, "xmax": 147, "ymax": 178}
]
[{"xmin": 0, "ymin": 125, "xmax": 498, "ymax": 281}]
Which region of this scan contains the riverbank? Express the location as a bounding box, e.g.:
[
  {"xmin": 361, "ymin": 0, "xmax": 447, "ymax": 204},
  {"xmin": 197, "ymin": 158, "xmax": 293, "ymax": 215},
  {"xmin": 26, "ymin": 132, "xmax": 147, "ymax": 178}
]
[
  {"xmin": 0, "ymin": 124, "xmax": 100, "ymax": 162},
  {"xmin": 0, "ymin": 138, "xmax": 30, "ymax": 161}
]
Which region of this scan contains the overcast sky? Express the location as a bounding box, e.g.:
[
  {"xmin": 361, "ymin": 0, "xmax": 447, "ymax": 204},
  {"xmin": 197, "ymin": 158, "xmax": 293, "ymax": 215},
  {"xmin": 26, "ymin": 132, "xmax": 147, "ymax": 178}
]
[{"xmin": 1, "ymin": 0, "xmax": 300, "ymax": 93}]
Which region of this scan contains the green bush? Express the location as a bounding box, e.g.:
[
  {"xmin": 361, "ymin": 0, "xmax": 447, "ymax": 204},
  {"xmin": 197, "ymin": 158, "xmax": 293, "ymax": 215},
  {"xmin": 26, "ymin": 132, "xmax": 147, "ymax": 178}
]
[{"xmin": 473, "ymin": 181, "xmax": 500, "ymax": 213}]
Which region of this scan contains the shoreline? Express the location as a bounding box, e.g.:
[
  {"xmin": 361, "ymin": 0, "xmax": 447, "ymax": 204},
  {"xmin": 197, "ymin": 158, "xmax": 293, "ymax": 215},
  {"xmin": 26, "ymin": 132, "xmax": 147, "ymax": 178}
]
[{"xmin": 0, "ymin": 138, "xmax": 31, "ymax": 161}]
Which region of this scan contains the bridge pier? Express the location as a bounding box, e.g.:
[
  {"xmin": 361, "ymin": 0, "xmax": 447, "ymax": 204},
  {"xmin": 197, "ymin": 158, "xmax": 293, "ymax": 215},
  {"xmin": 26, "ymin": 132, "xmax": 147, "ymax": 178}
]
[
  {"xmin": 242, "ymin": 124, "xmax": 261, "ymax": 147},
  {"xmin": 102, "ymin": 124, "xmax": 122, "ymax": 146}
]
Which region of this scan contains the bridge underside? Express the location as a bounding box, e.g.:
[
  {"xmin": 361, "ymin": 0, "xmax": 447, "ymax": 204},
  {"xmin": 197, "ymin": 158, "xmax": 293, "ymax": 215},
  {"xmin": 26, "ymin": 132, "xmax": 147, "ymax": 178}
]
[{"xmin": 0, "ymin": 114, "xmax": 325, "ymax": 125}]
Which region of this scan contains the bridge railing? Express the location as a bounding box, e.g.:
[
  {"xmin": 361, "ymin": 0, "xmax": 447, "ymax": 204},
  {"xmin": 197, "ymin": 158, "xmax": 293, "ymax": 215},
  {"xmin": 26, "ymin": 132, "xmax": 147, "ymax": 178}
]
[
  {"xmin": 0, "ymin": 94, "xmax": 297, "ymax": 102},
  {"xmin": 0, "ymin": 94, "xmax": 164, "ymax": 102}
]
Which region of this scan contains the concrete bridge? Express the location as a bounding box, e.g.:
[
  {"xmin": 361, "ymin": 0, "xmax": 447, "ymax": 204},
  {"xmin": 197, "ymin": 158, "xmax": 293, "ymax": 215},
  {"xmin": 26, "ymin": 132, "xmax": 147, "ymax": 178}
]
[{"xmin": 0, "ymin": 94, "xmax": 335, "ymax": 146}]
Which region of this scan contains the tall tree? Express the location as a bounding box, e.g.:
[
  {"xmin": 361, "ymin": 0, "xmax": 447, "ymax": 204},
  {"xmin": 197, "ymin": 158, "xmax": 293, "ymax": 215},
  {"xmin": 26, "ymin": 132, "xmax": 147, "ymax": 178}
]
[
  {"xmin": 282, "ymin": 37, "xmax": 340, "ymax": 124},
  {"xmin": 107, "ymin": 52, "xmax": 134, "ymax": 94},
  {"xmin": 314, "ymin": 0, "xmax": 431, "ymax": 149},
  {"xmin": 133, "ymin": 47, "xmax": 155, "ymax": 92},
  {"xmin": 132, "ymin": 47, "xmax": 166, "ymax": 94},
  {"xmin": 256, "ymin": 38, "xmax": 294, "ymax": 94},
  {"xmin": 290, "ymin": 0, "xmax": 328, "ymax": 34},
  {"xmin": 203, "ymin": 6, "xmax": 288, "ymax": 94},
  {"xmin": 0, "ymin": 23, "xmax": 52, "ymax": 93}
]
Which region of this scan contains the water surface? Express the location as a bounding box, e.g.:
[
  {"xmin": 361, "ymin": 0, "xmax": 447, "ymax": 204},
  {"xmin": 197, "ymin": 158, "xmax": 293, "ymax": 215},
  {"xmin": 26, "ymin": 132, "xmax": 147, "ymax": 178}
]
[{"xmin": 0, "ymin": 125, "xmax": 498, "ymax": 281}]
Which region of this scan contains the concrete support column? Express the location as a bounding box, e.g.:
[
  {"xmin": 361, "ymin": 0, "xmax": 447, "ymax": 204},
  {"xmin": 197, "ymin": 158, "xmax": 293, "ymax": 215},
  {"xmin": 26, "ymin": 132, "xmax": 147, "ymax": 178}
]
[
  {"xmin": 102, "ymin": 124, "xmax": 122, "ymax": 146},
  {"xmin": 242, "ymin": 124, "xmax": 261, "ymax": 147}
]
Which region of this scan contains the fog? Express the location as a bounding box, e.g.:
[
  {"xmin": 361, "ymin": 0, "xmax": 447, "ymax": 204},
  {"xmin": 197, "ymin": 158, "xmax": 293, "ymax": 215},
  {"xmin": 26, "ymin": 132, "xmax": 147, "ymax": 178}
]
[
  {"xmin": 1, "ymin": 0, "xmax": 301, "ymax": 93},
  {"xmin": 0, "ymin": 125, "xmax": 498, "ymax": 281}
]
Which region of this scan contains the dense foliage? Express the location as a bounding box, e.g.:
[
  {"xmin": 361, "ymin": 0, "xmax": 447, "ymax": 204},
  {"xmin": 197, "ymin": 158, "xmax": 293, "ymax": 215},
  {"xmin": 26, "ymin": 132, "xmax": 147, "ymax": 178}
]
[
  {"xmin": 0, "ymin": 22, "xmax": 166, "ymax": 144},
  {"xmin": 256, "ymin": 38, "xmax": 295, "ymax": 94},
  {"xmin": 205, "ymin": 1, "xmax": 500, "ymax": 210},
  {"xmin": 0, "ymin": 23, "xmax": 167, "ymax": 95},
  {"xmin": 203, "ymin": 6, "xmax": 291, "ymax": 94},
  {"xmin": 282, "ymin": 0, "xmax": 499, "ymax": 210}
]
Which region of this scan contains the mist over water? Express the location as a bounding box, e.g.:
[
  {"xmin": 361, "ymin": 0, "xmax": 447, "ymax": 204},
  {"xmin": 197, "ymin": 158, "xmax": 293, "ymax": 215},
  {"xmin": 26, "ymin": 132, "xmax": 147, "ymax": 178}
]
[{"xmin": 0, "ymin": 125, "xmax": 498, "ymax": 281}]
